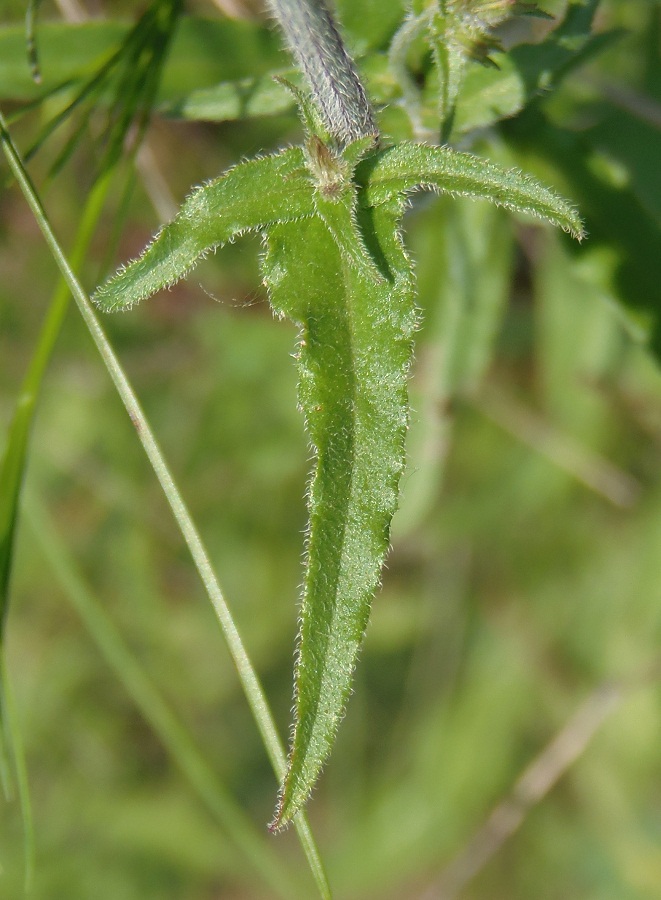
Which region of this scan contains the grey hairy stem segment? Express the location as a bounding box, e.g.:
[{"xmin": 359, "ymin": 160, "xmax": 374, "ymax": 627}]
[{"xmin": 266, "ymin": 0, "xmax": 377, "ymax": 147}]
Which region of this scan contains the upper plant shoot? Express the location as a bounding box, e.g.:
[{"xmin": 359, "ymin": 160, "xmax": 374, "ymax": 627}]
[{"xmin": 94, "ymin": 120, "xmax": 582, "ymax": 830}]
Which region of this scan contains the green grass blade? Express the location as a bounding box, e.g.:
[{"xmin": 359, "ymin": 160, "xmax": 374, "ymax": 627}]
[
  {"xmin": 265, "ymin": 187, "xmax": 417, "ymax": 828},
  {"xmin": 0, "ymin": 407, "xmax": 36, "ymax": 631},
  {"xmin": 0, "ymin": 168, "xmax": 112, "ymax": 632},
  {"xmin": 0, "ymin": 654, "xmax": 34, "ymax": 892},
  {"xmin": 20, "ymin": 35, "xmax": 126, "ymax": 166},
  {"xmin": 0, "ymin": 17, "xmax": 281, "ymax": 104},
  {"xmin": 0, "ymin": 167, "xmax": 116, "ymax": 892},
  {"xmin": 0, "ymin": 5, "xmax": 181, "ymax": 865},
  {"xmin": 359, "ymin": 141, "xmax": 584, "ymax": 239},
  {"xmin": 0, "ymin": 21, "xmax": 127, "ymax": 99},
  {"xmin": 0, "ymin": 111, "xmax": 331, "ymax": 900},
  {"xmin": 28, "ymin": 0, "xmax": 181, "ymax": 178},
  {"xmin": 93, "ymin": 148, "xmax": 314, "ymax": 311},
  {"xmin": 0, "ymin": 669, "xmax": 10, "ymax": 798},
  {"xmin": 25, "ymin": 496, "xmax": 307, "ymax": 900}
]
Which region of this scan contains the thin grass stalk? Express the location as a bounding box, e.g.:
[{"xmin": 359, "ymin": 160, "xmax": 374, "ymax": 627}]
[
  {"xmin": 25, "ymin": 496, "xmax": 307, "ymax": 900},
  {"xmin": 0, "ymin": 111, "xmax": 331, "ymax": 900},
  {"xmin": 0, "ymin": 170, "xmax": 114, "ymax": 866}
]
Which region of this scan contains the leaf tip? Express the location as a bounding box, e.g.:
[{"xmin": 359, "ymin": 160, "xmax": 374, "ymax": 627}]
[
  {"xmin": 268, "ymin": 798, "xmax": 288, "ymax": 833},
  {"xmin": 268, "ymin": 770, "xmax": 306, "ymax": 832},
  {"xmin": 91, "ymin": 269, "xmax": 135, "ymax": 313},
  {"xmin": 556, "ymin": 203, "xmax": 585, "ymax": 243},
  {"xmin": 268, "ymin": 775, "xmax": 294, "ymax": 832}
]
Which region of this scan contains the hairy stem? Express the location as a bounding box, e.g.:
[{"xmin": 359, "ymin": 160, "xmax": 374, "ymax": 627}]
[{"xmin": 266, "ymin": 0, "xmax": 377, "ymax": 146}]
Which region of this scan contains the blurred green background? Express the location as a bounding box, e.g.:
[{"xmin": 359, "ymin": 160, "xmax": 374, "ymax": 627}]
[{"xmin": 2, "ymin": 0, "xmax": 661, "ymax": 897}]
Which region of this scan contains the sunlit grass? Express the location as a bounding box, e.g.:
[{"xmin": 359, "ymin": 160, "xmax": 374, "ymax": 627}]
[{"xmin": 2, "ymin": 0, "xmax": 661, "ymax": 897}]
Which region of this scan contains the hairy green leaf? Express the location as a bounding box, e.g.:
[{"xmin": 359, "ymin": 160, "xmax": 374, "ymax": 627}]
[
  {"xmin": 93, "ymin": 127, "xmax": 582, "ymax": 828},
  {"xmin": 269, "ymin": 138, "xmax": 581, "ymax": 826},
  {"xmin": 357, "ymin": 141, "xmax": 584, "ymax": 239},
  {"xmin": 266, "ymin": 178, "xmax": 416, "ymax": 828},
  {"xmin": 93, "ymin": 149, "xmax": 314, "ymax": 311}
]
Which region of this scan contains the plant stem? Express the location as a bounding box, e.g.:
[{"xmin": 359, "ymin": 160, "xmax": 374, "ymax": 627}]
[
  {"xmin": 0, "ymin": 111, "xmax": 331, "ymax": 900},
  {"xmin": 26, "ymin": 496, "xmax": 307, "ymax": 900},
  {"xmin": 0, "ymin": 170, "xmax": 112, "ymax": 622},
  {"xmin": 266, "ymin": 0, "xmax": 377, "ymax": 146}
]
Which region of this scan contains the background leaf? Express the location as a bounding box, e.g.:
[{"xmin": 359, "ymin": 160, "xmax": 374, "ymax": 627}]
[
  {"xmin": 451, "ymin": 0, "xmax": 615, "ymax": 136},
  {"xmin": 0, "ymin": 16, "xmax": 284, "ymax": 104},
  {"xmin": 502, "ymin": 103, "xmax": 661, "ymax": 355}
]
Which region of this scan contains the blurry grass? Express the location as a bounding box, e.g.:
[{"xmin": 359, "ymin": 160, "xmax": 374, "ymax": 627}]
[
  {"xmin": 24, "ymin": 493, "xmax": 306, "ymax": 900},
  {"xmin": 2, "ymin": 0, "xmax": 661, "ymax": 898},
  {"xmin": 0, "ymin": 649, "xmax": 34, "ymax": 892}
]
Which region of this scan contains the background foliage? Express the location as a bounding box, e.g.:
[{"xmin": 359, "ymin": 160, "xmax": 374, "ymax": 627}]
[{"xmin": 2, "ymin": 0, "xmax": 661, "ymax": 897}]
